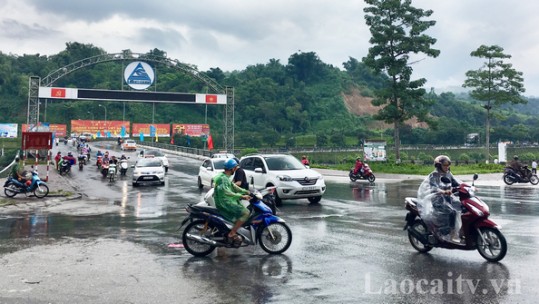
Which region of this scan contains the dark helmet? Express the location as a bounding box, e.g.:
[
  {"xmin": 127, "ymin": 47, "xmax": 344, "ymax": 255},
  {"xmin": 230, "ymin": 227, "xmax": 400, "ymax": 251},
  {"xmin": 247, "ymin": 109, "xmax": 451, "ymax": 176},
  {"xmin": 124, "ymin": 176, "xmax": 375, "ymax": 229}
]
[
  {"xmin": 514, "ymin": 155, "xmax": 519, "ymax": 160},
  {"xmin": 434, "ymin": 155, "xmax": 451, "ymax": 170},
  {"xmin": 224, "ymin": 158, "xmax": 238, "ymax": 170},
  {"xmin": 15, "ymin": 155, "xmax": 20, "ymax": 161},
  {"xmin": 68, "ymin": 152, "xmax": 73, "ymax": 156}
]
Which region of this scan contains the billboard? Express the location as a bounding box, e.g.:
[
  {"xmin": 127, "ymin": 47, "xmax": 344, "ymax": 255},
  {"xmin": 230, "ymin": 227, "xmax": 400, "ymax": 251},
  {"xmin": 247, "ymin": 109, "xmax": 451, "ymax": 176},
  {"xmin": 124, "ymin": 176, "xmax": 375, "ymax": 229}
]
[
  {"xmin": 172, "ymin": 124, "xmax": 210, "ymax": 137},
  {"xmin": 132, "ymin": 123, "xmax": 170, "ymax": 137},
  {"xmin": 364, "ymin": 141, "xmax": 387, "ymax": 162},
  {"xmin": 0, "ymin": 123, "xmax": 18, "ymax": 138},
  {"xmin": 71, "ymin": 120, "xmax": 130, "ymax": 138},
  {"xmin": 22, "ymin": 124, "xmax": 67, "ymax": 137}
]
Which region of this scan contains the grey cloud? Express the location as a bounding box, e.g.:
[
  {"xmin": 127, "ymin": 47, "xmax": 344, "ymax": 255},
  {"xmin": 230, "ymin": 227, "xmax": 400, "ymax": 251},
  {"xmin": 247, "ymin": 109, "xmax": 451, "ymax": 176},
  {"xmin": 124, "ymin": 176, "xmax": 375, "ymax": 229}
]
[{"xmin": 0, "ymin": 18, "xmax": 58, "ymax": 39}]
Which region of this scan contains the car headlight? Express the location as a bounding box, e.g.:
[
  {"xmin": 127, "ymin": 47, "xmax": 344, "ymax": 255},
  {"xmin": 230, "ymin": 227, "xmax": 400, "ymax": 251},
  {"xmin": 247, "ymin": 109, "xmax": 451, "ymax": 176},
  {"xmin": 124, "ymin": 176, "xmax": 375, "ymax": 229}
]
[{"xmin": 277, "ymin": 175, "xmax": 293, "ymax": 181}]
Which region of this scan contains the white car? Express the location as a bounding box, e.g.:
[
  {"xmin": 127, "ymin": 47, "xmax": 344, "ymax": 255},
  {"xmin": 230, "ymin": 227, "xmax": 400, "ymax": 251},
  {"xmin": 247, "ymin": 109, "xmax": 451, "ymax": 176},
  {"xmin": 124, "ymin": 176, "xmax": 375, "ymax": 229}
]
[
  {"xmin": 132, "ymin": 157, "xmax": 166, "ymax": 187},
  {"xmin": 121, "ymin": 139, "xmax": 137, "ymax": 151},
  {"xmin": 197, "ymin": 158, "xmax": 226, "ymax": 189},
  {"xmin": 211, "ymin": 152, "xmax": 236, "ymax": 159},
  {"xmin": 139, "ymin": 149, "xmax": 169, "ymax": 172},
  {"xmin": 239, "ymin": 154, "xmax": 326, "ymax": 205}
]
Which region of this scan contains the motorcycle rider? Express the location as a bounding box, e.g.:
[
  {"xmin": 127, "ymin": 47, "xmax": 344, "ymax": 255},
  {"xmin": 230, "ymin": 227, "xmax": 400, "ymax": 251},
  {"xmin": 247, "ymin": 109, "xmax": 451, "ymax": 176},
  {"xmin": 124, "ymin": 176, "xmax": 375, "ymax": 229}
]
[
  {"xmin": 510, "ymin": 155, "xmax": 527, "ymax": 179},
  {"xmin": 10, "ymin": 155, "xmax": 25, "ymax": 183},
  {"xmin": 61, "ymin": 153, "xmax": 77, "ymax": 173},
  {"xmin": 213, "ymin": 158, "xmax": 251, "ymax": 243},
  {"xmin": 353, "ymin": 157, "xmax": 364, "ymax": 176},
  {"xmin": 417, "ymin": 155, "xmax": 463, "ymax": 244}
]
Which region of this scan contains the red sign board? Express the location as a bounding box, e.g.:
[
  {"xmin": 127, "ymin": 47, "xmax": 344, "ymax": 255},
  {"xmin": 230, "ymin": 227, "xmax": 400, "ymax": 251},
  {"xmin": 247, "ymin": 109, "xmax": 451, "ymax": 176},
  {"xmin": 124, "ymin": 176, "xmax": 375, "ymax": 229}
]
[
  {"xmin": 22, "ymin": 132, "xmax": 53, "ymax": 150},
  {"xmin": 172, "ymin": 124, "xmax": 210, "ymax": 137},
  {"xmin": 71, "ymin": 120, "xmax": 130, "ymax": 136},
  {"xmin": 132, "ymin": 123, "xmax": 170, "ymax": 137}
]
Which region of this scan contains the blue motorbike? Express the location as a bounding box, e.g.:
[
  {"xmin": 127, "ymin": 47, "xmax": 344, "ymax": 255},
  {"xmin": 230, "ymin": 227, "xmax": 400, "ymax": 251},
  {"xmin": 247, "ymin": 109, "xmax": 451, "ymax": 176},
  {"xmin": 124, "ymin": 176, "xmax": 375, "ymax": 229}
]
[
  {"xmin": 180, "ymin": 191, "xmax": 292, "ymax": 257},
  {"xmin": 4, "ymin": 170, "xmax": 49, "ymax": 198}
]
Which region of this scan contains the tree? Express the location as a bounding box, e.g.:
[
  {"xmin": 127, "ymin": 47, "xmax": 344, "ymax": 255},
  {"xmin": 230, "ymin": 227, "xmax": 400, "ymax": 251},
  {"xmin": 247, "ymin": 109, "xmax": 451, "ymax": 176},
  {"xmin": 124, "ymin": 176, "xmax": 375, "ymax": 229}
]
[
  {"xmin": 463, "ymin": 45, "xmax": 526, "ymax": 160},
  {"xmin": 363, "ymin": 0, "xmax": 440, "ymax": 162}
]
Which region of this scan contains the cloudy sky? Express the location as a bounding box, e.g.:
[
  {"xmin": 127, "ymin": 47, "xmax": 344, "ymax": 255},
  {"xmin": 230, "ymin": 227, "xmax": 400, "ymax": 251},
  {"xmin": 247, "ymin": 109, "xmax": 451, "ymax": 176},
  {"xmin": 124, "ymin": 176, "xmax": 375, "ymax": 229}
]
[{"xmin": 2, "ymin": 0, "xmax": 539, "ymax": 96}]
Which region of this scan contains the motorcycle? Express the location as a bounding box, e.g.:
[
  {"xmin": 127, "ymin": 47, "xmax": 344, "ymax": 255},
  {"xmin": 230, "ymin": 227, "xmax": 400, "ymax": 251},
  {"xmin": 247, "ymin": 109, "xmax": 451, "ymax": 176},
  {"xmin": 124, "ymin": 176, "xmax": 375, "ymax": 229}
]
[
  {"xmin": 96, "ymin": 156, "xmax": 103, "ymax": 169},
  {"xmin": 101, "ymin": 162, "xmax": 109, "ymax": 178},
  {"xmin": 202, "ymin": 186, "xmax": 278, "ymax": 215},
  {"xmin": 119, "ymin": 159, "xmax": 129, "ymax": 176},
  {"xmin": 78, "ymin": 154, "xmax": 87, "ymax": 170},
  {"xmin": 349, "ymin": 163, "xmax": 376, "ymax": 182},
  {"xmin": 4, "ymin": 170, "xmax": 49, "ymax": 198},
  {"xmin": 503, "ymin": 166, "xmax": 538, "ymax": 185},
  {"xmin": 108, "ymin": 163, "xmax": 117, "ymax": 182},
  {"xmin": 403, "ymin": 174, "xmax": 507, "ymax": 262},
  {"xmin": 179, "ymin": 190, "xmax": 292, "ymax": 257},
  {"xmin": 59, "ymin": 161, "xmax": 71, "ymax": 175}
]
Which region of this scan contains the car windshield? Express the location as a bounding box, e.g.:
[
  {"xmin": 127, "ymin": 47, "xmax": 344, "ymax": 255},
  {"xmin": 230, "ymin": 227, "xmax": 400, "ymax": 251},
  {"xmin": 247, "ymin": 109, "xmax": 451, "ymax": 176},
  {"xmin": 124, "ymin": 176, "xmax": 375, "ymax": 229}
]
[
  {"xmin": 126, "ymin": 140, "xmax": 135, "ymax": 144},
  {"xmin": 145, "ymin": 150, "xmax": 164, "ymax": 157},
  {"xmin": 136, "ymin": 159, "xmax": 162, "ymax": 167},
  {"xmin": 213, "ymin": 159, "xmax": 226, "ymax": 169},
  {"xmin": 264, "ymin": 155, "xmax": 305, "ymax": 171}
]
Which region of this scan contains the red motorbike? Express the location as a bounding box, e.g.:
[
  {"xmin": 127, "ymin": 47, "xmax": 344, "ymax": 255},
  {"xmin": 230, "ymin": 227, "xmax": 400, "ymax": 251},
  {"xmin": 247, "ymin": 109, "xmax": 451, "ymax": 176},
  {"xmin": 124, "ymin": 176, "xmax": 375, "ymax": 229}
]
[
  {"xmin": 403, "ymin": 174, "xmax": 507, "ymax": 262},
  {"xmin": 96, "ymin": 156, "xmax": 103, "ymax": 169},
  {"xmin": 349, "ymin": 163, "xmax": 376, "ymax": 182}
]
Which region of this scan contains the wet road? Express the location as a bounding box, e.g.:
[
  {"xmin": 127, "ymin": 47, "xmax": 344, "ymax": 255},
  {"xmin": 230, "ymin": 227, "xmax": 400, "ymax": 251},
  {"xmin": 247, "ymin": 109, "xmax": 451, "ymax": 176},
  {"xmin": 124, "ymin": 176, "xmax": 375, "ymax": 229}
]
[{"xmin": 1, "ymin": 144, "xmax": 539, "ymax": 303}]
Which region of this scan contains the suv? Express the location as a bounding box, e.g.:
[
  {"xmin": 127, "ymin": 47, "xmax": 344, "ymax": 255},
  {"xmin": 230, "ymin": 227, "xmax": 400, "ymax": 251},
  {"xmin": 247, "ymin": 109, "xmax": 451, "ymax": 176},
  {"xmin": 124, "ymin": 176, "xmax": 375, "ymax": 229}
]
[{"xmin": 239, "ymin": 154, "xmax": 326, "ymax": 205}]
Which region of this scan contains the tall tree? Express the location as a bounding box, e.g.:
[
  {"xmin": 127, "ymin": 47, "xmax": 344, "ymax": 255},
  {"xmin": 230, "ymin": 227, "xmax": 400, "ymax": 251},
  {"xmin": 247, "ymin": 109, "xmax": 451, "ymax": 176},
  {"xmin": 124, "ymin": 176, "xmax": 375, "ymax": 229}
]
[
  {"xmin": 363, "ymin": 0, "xmax": 440, "ymax": 162},
  {"xmin": 463, "ymin": 45, "xmax": 526, "ymax": 160}
]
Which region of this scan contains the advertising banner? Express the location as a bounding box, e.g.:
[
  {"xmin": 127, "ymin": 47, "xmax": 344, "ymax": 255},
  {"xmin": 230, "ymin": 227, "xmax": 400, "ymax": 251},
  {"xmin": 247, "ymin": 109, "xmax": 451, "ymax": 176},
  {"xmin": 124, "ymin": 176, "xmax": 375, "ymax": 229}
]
[
  {"xmin": 363, "ymin": 141, "xmax": 387, "ymax": 162},
  {"xmin": 22, "ymin": 124, "xmax": 67, "ymax": 137},
  {"xmin": 132, "ymin": 123, "xmax": 170, "ymax": 137},
  {"xmin": 0, "ymin": 123, "xmax": 18, "ymax": 138},
  {"xmin": 71, "ymin": 120, "xmax": 130, "ymax": 138},
  {"xmin": 172, "ymin": 124, "xmax": 210, "ymax": 137}
]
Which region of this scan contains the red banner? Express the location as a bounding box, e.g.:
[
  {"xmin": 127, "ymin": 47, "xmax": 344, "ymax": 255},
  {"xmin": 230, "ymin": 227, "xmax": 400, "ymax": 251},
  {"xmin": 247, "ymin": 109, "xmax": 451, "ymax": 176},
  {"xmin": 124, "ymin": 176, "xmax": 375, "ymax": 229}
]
[
  {"xmin": 22, "ymin": 124, "xmax": 67, "ymax": 137},
  {"xmin": 132, "ymin": 123, "xmax": 170, "ymax": 137},
  {"xmin": 22, "ymin": 132, "xmax": 52, "ymax": 150},
  {"xmin": 172, "ymin": 124, "xmax": 210, "ymax": 137},
  {"xmin": 71, "ymin": 120, "xmax": 130, "ymax": 137}
]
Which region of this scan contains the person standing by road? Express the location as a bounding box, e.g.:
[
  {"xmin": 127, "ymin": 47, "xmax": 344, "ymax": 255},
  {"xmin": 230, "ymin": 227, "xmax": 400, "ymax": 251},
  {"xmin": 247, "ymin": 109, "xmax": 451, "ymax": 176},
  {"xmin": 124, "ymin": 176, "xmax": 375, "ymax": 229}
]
[
  {"xmin": 532, "ymin": 159, "xmax": 538, "ymax": 175},
  {"xmin": 301, "ymin": 155, "xmax": 310, "ymax": 166}
]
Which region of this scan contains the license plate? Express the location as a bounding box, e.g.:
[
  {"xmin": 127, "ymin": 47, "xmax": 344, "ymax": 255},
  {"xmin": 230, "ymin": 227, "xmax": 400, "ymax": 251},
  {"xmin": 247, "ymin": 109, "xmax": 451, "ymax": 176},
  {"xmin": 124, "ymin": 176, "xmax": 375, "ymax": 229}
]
[
  {"xmin": 143, "ymin": 176, "xmax": 153, "ymax": 180},
  {"xmin": 303, "ymin": 186, "xmax": 317, "ymax": 191}
]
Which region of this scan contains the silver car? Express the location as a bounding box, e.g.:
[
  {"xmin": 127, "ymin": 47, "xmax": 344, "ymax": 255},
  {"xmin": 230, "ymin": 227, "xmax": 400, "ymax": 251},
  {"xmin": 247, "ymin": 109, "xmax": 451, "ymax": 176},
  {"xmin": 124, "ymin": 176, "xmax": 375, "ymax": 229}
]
[{"xmin": 139, "ymin": 149, "xmax": 169, "ymax": 172}]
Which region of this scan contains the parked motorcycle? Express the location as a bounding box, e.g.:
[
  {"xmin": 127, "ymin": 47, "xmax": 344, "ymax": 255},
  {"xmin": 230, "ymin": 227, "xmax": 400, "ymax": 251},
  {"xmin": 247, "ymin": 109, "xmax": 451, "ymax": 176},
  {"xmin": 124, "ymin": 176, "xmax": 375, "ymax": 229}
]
[
  {"xmin": 119, "ymin": 159, "xmax": 129, "ymax": 176},
  {"xmin": 203, "ymin": 186, "xmax": 278, "ymax": 215},
  {"xmin": 349, "ymin": 163, "xmax": 376, "ymax": 182},
  {"xmin": 4, "ymin": 170, "xmax": 49, "ymax": 198},
  {"xmin": 108, "ymin": 163, "xmax": 117, "ymax": 182},
  {"xmin": 403, "ymin": 174, "xmax": 507, "ymax": 262},
  {"xmin": 180, "ymin": 190, "xmax": 292, "ymax": 257},
  {"xmin": 503, "ymin": 166, "xmax": 538, "ymax": 185}
]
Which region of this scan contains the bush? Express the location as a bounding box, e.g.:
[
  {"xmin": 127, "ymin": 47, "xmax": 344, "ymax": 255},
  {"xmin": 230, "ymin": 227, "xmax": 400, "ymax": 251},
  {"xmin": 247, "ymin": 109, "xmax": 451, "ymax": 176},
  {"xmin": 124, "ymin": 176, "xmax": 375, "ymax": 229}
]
[
  {"xmin": 459, "ymin": 153, "xmax": 470, "ymax": 164},
  {"xmin": 418, "ymin": 152, "xmax": 433, "ymax": 165}
]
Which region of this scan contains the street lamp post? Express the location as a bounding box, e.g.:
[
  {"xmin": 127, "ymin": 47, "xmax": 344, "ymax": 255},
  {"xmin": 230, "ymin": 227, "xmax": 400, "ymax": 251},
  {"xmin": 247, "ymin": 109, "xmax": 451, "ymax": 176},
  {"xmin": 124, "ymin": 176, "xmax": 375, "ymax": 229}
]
[{"xmin": 98, "ymin": 104, "xmax": 107, "ymax": 134}]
